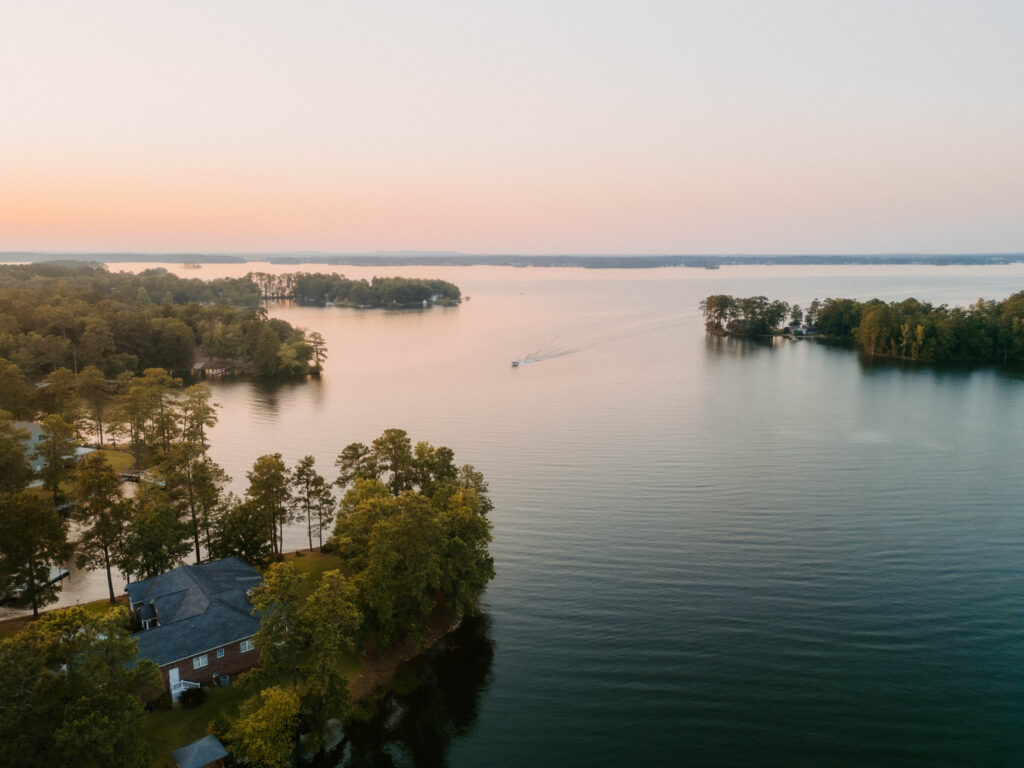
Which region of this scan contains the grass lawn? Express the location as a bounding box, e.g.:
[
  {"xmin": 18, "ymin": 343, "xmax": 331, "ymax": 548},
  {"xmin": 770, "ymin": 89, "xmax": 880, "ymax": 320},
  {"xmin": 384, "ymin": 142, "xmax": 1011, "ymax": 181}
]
[
  {"xmin": 144, "ymin": 680, "xmax": 256, "ymax": 768},
  {"xmin": 96, "ymin": 447, "xmax": 136, "ymax": 472},
  {"xmin": 283, "ymin": 549, "xmax": 345, "ymax": 598}
]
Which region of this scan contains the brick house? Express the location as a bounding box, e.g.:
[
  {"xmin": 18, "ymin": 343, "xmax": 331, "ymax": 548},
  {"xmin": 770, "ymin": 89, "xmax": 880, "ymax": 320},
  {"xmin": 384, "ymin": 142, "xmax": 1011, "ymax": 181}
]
[{"xmin": 126, "ymin": 557, "xmax": 262, "ymax": 701}]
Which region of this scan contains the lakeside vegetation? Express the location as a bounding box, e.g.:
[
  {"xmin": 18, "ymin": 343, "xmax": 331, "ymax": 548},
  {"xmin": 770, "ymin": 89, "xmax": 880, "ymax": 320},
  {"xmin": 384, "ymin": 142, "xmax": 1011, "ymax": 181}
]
[
  {"xmin": 0, "ymin": 262, "xmax": 317, "ymax": 378},
  {"xmin": 0, "ymin": 364, "xmax": 494, "ymax": 768},
  {"xmin": 701, "ymin": 291, "xmax": 1024, "ymax": 363}
]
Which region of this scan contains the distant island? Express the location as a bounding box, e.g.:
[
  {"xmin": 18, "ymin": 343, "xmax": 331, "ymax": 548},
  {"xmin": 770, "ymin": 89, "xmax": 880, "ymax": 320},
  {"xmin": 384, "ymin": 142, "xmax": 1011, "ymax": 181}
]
[
  {"xmin": 701, "ymin": 292, "xmax": 1024, "ymax": 364},
  {"xmin": 249, "ymin": 271, "xmax": 461, "ymax": 307},
  {"xmin": 3, "ymin": 252, "xmax": 1024, "ymax": 268}
]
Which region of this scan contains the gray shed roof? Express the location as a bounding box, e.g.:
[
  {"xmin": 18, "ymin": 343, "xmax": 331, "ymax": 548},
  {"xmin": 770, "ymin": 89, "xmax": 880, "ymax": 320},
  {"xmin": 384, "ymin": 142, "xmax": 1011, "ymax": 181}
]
[
  {"xmin": 126, "ymin": 557, "xmax": 262, "ymax": 666},
  {"xmin": 171, "ymin": 734, "xmax": 228, "ymax": 768}
]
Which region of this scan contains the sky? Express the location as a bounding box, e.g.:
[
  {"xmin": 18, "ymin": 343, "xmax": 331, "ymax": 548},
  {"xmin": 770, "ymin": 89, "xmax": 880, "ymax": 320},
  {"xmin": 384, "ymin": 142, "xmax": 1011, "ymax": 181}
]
[{"xmin": 2, "ymin": 1, "xmax": 1023, "ymax": 254}]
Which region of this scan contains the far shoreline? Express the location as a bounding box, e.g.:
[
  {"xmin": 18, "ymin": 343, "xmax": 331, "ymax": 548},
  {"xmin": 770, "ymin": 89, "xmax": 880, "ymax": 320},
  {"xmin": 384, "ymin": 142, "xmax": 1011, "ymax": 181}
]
[{"xmin": 2, "ymin": 252, "xmax": 1023, "ymax": 269}]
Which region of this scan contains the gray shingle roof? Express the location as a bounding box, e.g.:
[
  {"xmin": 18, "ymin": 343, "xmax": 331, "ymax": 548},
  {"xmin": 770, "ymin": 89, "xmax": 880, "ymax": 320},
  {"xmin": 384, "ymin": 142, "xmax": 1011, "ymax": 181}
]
[
  {"xmin": 171, "ymin": 734, "xmax": 228, "ymax": 768},
  {"xmin": 126, "ymin": 557, "xmax": 262, "ymax": 666}
]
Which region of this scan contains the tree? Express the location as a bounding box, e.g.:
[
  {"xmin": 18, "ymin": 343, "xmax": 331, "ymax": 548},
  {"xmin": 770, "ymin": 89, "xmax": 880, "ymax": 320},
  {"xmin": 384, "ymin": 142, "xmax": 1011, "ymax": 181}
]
[
  {"xmin": 116, "ymin": 368, "xmax": 181, "ymax": 460},
  {"xmin": 300, "ymin": 569, "xmax": 361, "ymax": 656},
  {"xmin": 0, "ymin": 412, "xmax": 32, "ymax": 498},
  {"xmin": 372, "ymin": 428, "xmax": 415, "ymax": 494},
  {"xmin": 331, "ymin": 430, "xmax": 495, "ymax": 649},
  {"xmin": 333, "ymin": 478, "xmax": 395, "ymax": 571},
  {"xmin": 74, "ymin": 452, "xmax": 131, "ymax": 603},
  {"xmin": 116, "ymin": 484, "xmax": 190, "ymax": 582},
  {"xmin": 251, "ymin": 562, "xmax": 306, "ymax": 686},
  {"xmin": 0, "ymin": 358, "xmax": 33, "ymax": 419},
  {"xmin": 34, "ymin": 414, "xmax": 78, "ymax": 506},
  {"xmin": 160, "ymin": 443, "xmax": 229, "ymax": 562},
  {"xmin": 76, "ymin": 365, "xmax": 111, "ymax": 445},
  {"xmin": 228, "ymin": 686, "xmax": 300, "ymax": 768},
  {"xmin": 290, "ymin": 456, "xmax": 334, "ymax": 550},
  {"xmin": 0, "ymin": 606, "xmax": 162, "ymax": 768},
  {"xmin": 178, "ymin": 383, "xmax": 217, "ymax": 449},
  {"xmin": 699, "ymin": 294, "xmax": 735, "ymax": 331},
  {"xmin": 334, "ymin": 442, "xmax": 378, "ymax": 489},
  {"xmin": 357, "ymin": 492, "xmax": 445, "ymax": 648},
  {"xmin": 435, "ymin": 490, "xmax": 495, "ymax": 620},
  {"xmin": 308, "ymin": 330, "xmax": 327, "ymax": 371},
  {"xmin": 0, "ymin": 491, "xmax": 72, "ymax": 617},
  {"xmin": 210, "ymin": 499, "xmax": 274, "ymax": 567},
  {"xmin": 37, "ymin": 367, "xmax": 81, "ymax": 427},
  {"xmin": 298, "ymin": 571, "xmax": 361, "ymax": 753},
  {"xmin": 246, "ymin": 454, "xmax": 292, "ymax": 555},
  {"xmin": 253, "ymin": 325, "xmax": 282, "ymax": 377}
]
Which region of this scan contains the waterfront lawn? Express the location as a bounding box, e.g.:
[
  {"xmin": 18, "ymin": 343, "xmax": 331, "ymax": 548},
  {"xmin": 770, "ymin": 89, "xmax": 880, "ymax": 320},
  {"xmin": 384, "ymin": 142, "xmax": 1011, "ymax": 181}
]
[
  {"xmin": 96, "ymin": 447, "xmax": 136, "ymax": 472},
  {"xmin": 283, "ymin": 549, "xmax": 345, "ymax": 596}
]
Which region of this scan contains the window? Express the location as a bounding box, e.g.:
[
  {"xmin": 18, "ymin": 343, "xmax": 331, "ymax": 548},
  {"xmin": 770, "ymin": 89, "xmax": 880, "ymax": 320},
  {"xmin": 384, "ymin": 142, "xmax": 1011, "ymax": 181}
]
[
  {"xmin": 193, "ymin": 654, "xmax": 208, "ymax": 669},
  {"xmin": 240, "ymin": 638, "xmax": 254, "ymax": 653},
  {"xmin": 216, "ymin": 648, "xmax": 225, "ymax": 659}
]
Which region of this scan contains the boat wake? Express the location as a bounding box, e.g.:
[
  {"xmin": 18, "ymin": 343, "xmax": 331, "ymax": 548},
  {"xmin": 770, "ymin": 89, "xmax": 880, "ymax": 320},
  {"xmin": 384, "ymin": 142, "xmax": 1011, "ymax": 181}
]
[{"xmin": 513, "ymin": 311, "xmax": 695, "ymax": 366}]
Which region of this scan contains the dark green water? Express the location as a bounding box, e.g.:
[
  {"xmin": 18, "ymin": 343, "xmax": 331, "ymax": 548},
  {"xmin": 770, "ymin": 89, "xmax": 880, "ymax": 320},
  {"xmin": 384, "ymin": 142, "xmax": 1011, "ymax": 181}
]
[{"xmin": 147, "ymin": 264, "xmax": 1024, "ymax": 764}]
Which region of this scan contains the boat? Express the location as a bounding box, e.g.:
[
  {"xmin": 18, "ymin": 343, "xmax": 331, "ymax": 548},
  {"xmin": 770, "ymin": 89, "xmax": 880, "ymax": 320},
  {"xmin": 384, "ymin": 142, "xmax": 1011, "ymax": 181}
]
[{"xmin": 511, "ymin": 360, "xmax": 521, "ymax": 367}]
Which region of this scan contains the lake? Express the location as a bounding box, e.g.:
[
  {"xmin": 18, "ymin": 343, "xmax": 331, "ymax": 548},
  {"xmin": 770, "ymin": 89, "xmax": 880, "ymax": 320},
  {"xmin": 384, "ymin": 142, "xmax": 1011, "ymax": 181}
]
[{"xmin": 44, "ymin": 263, "xmax": 1024, "ymax": 765}]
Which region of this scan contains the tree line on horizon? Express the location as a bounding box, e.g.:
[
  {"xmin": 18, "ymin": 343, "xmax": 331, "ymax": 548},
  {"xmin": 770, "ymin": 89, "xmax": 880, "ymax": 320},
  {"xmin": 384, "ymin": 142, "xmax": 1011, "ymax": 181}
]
[{"xmin": 701, "ymin": 291, "xmax": 1024, "ymax": 363}]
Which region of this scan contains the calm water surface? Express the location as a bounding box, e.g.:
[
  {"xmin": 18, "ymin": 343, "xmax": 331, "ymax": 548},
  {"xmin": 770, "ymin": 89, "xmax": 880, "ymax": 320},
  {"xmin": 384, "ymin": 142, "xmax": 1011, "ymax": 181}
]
[{"xmin": 52, "ymin": 265, "xmax": 1024, "ymax": 765}]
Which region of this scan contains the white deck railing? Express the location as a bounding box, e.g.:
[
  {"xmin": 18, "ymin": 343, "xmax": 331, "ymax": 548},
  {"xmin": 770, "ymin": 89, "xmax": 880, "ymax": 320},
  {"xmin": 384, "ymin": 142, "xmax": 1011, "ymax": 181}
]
[{"xmin": 171, "ymin": 679, "xmax": 201, "ymax": 703}]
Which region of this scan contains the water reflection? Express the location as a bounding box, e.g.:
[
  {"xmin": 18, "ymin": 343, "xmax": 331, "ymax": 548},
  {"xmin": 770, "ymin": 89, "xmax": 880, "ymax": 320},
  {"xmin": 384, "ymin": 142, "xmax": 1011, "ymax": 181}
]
[
  {"xmin": 703, "ymin": 333, "xmax": 778, "ymax": 357},
  {"xmin": 327, "ymin": 614, "xmax": 495, "ymax": 768}
]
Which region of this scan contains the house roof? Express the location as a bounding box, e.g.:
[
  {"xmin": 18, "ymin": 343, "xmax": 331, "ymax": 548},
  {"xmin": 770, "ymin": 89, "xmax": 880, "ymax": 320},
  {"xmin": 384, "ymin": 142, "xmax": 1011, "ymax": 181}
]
[
  {"xmin": 171, "ymin": 734, "xmax": 228, "ymax": 768},
  {"xmin": 126, "ymin": 557, "xmax": 262, "ymax": 666}
]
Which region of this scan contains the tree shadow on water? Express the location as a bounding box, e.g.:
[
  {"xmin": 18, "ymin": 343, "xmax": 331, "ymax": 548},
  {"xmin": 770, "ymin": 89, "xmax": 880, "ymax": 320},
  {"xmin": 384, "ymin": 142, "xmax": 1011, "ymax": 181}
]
[{"xmin": 326, "ymin": 613, "xmax": 495, "ymax": 768}]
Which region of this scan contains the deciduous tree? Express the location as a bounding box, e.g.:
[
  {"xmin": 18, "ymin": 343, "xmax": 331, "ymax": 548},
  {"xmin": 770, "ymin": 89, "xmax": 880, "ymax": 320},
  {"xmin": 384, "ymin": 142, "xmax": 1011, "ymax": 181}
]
[
  {"xmin": 228, "ymin": 686, "xmax": 300, "ymax": 768},
  {"xmin": 0, "ymin": 606, "xmax": 162, "ymax": 768}
]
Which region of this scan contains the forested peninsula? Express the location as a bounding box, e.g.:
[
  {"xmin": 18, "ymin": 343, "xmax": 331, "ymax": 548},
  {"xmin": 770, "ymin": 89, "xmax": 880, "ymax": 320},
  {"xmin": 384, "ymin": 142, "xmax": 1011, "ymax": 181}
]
[
  {"xmin": 0, "ymin": 263, "xmax": 461, "ymax": 382},
  {"xmin": 701, "ymin": 292, "xmax": 1024, "ymax": 363}
]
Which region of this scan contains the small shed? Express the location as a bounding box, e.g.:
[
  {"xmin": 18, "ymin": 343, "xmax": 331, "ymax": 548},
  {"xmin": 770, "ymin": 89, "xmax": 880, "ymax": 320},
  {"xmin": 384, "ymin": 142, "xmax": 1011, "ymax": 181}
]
[{"xmin": 171, "ymin": 735, "xmax": 228, "ymax": 768}]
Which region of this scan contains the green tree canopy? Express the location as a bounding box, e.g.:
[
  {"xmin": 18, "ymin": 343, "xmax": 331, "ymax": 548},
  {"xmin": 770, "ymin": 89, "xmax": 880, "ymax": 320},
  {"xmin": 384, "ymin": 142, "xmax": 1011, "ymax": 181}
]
[
  {"xmin": 227, "ymin": 686, "xmax": 301, "ymax": 768},
  {"xmin": 0, "ymin": 606, "xmax": 162, "ymax": 768}
]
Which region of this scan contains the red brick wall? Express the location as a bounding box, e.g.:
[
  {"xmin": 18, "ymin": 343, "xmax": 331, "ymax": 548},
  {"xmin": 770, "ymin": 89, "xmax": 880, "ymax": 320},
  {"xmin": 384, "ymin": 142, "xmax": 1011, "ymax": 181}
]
[{"xmin": 160, "ymin": 637, "xmax": 260, "ymax": 688}]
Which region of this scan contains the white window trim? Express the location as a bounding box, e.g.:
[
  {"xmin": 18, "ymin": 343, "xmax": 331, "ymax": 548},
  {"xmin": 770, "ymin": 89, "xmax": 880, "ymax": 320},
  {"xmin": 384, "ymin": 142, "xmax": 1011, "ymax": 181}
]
[
  {"xmin": 216, "ymin": 648, "xmax": 225, "ymax": 659},
  {"xmin": 193, "ymin": 654, "xmax": 208, "ymax": 669},
  {"xmin": 240, "ymin": 638, "xmax": 255, "ymax": 653}
]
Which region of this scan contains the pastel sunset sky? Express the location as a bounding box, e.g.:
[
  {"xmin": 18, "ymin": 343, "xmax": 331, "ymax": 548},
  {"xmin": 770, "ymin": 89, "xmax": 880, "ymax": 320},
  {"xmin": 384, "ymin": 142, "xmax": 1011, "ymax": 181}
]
[{"xmin": 2, "ymin": 1, "xmax": 1023, "ymax": 254}]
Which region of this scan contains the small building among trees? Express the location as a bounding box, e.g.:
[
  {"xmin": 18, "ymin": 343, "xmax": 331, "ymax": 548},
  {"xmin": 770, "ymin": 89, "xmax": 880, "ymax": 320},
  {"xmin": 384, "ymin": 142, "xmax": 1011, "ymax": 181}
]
[{"xmin": 126, "ymin": 557, "xmax": 262, "ymax": 701}]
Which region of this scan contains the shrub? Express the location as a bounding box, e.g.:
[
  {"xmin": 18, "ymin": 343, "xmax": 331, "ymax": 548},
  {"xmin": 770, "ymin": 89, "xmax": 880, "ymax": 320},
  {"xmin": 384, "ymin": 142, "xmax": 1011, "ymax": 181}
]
[{"xmin": 179, "ymin": 686, "xmax": 207, "ymax": 708}]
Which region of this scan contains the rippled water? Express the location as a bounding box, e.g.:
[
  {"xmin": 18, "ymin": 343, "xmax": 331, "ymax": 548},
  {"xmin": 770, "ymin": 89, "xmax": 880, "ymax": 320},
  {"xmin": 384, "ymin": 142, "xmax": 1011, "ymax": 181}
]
[{"xmin": 50, "ymin": 264, "xmax": 1024, "ymax": 764}]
